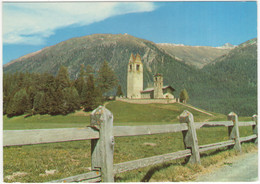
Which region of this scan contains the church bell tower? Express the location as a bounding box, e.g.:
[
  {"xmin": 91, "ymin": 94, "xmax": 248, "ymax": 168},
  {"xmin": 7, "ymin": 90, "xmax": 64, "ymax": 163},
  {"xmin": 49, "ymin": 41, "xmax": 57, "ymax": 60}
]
[
  {"xmin": 127, "ymin": 53, "xmax": 143, "ymax": 99},
  {"xmin": 153, "ymin": 73, "xmax": 164, "ymax": 99}
]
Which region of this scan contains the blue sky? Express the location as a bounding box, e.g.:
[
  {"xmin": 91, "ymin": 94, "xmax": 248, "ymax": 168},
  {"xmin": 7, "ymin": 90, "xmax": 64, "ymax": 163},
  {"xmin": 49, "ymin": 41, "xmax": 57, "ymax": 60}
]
[{"xmin": 2, "ymin": 1, "xmax": 257, "ymax": 65}]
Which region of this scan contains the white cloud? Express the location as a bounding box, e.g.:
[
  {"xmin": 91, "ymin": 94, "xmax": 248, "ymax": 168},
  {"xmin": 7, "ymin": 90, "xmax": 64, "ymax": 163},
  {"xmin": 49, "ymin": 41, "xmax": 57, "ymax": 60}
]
[{"xmin": 3, "ymin": 2, "xmax": 156, "ymax": 45}]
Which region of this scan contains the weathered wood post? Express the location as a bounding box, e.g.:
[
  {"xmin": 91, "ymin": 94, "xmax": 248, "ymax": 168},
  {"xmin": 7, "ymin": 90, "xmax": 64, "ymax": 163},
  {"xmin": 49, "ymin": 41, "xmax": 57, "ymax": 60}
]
[
  {"xmin": 179, "ymin": 110, "xmax": 201, "ymax": 164},
  {"xmin": 252, "ymin": 114, "xmax": 258, "ymax": 144},
  {"xmin": 90, "ymin": 106, "xmax": 114, "ymax": 182},
  {"xmin": 227, "ymin": 112, "xmax": 242, "ymax": 152}
]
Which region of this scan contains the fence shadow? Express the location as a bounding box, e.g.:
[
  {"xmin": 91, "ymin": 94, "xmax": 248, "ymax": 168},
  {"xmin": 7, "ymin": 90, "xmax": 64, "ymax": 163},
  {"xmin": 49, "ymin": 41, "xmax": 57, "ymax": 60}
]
[
  {"xmin": 141, "ymin": 147, "xmax": 230, "ymax": 182},
  {"xmin": 141, "ymin": 160, "xmax": 187, "ymax": 182},
  {"xmin": 200, "ymin": 147, "xmax": 229, "ymax": 158}
]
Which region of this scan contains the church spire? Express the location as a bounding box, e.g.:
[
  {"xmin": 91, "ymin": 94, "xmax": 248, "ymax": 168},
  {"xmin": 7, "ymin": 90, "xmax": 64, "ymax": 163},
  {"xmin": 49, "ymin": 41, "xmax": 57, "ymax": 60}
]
[
  {"xmin": 135, "ymin": 53, "xmax": 142, "ymax": 63},
  {"xmin": 129, "ymin": 53, "xmax": 135, "ymax": 63}
]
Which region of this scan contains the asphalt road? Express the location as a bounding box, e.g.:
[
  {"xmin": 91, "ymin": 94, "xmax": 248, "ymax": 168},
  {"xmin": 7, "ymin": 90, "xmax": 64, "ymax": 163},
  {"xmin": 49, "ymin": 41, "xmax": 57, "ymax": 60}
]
[{"xmin": 195, "ymin": 152, "xmax": 258, "ymax": 182}]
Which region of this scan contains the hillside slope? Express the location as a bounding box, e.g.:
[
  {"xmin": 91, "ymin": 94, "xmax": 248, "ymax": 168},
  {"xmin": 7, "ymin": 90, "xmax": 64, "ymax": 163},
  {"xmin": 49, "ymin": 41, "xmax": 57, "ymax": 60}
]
[
  {"xmin": 106, "ymin": 101, "xmax": 223, "ymax": 124},
  {"xmin": 3, "ymin": 34, "xmax": 199, "ymax": 93},
  {"xmin": 3, "ymin": 101, "xmax": 225, "ymax": 130},
  {"xmin": 3, "ymin": 34, "xmax": 257, "ymax": 116},
  {"xmin": 190, "ymin": 38, "xmax": 257, "ymax": 115}
]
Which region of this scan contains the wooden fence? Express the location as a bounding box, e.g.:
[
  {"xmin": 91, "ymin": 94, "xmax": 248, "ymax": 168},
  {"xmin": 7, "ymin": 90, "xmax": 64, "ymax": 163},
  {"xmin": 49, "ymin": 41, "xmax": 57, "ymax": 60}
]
[{"xmin": 3, "ymin": 106, "xmax": 258, "ymax": 182}]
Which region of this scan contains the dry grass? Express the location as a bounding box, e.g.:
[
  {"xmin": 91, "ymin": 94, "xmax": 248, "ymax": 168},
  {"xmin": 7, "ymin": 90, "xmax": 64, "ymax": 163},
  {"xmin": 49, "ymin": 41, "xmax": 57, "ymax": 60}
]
[{"xmin": 138, "ymin": 143, "xmax": 258, "ymax": 182}]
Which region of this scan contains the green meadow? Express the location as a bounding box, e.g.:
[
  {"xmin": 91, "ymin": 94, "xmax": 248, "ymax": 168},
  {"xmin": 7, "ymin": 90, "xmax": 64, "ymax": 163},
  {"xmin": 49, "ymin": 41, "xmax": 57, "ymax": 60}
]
[{"xmin": 3, "ymin": 101, "xmax": 256, "ymax": 182}]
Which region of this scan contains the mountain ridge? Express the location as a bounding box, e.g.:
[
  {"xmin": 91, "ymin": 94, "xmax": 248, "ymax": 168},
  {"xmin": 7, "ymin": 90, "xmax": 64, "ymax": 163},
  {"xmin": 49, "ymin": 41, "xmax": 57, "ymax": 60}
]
[
  {"xmin": 4, "ymin": 37, "xmax": 235, "ymax": 69},
  {"xmin": 157, "ymin": 43, "xmax": 234, "ymax": 68},
  {"xmin": 3, "ymin": 34, "xmax": 257, "ymax": 116}
]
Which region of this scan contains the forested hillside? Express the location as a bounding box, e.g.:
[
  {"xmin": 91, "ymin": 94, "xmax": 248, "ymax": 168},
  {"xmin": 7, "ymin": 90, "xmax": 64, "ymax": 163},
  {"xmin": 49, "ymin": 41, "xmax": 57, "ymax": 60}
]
[
  {"xmin": 193, "ymin": 38, "xmax": 257, "ymax": 115},
  {"xmin": 3, "ymin": 34, "xmax": 257, "ymax": 116},
  {"xmin": 3, "ymin": 34, "xmax": 209, "ymax": 97}
]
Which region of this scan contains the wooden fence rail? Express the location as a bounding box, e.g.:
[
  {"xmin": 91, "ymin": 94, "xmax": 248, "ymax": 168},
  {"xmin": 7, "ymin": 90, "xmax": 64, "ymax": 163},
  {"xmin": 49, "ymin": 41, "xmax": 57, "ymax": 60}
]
[
  {"xmin": 3, "ymin": 128, "xmax": 99, "ymax": 146},
  {"xmin": 113, "ymin": 149, "xmax": 191, "ymax": 174},
  {"xmin": 4, "ymin": 121, "xmax": 255, "ymax": 147},
  {"xmin": 3, "ymin": 106, "xmax": 258, "ymax": 182},
  {"xmin": 49, "ymin": 171, "xmax": 101, "ymax": 183}
]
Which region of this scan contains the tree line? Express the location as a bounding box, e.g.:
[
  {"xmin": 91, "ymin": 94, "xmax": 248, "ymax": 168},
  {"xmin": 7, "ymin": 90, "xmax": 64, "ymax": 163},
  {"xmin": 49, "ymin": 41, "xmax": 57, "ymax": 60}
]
[{"xmin": 3, "ymin": 61, "xmax": 120, "ymax": 118}]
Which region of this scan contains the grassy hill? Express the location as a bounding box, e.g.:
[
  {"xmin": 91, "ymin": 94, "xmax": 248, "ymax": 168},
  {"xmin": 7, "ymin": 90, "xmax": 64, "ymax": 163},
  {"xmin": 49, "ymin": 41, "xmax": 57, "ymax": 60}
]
[
  {"xmin": 4, "ymin": 101, "xmax": 251, "ymax": 130},
  {"xmin": 106, "ymin": 101, "xmax": 226, "ymax": 124}
]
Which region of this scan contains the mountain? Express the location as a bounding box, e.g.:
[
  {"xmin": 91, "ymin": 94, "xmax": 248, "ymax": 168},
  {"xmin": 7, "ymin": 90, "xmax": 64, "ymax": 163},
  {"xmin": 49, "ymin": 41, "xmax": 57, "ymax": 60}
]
[
  {"xmin": 3, "ymin": 34, "xmax": 197, "ymax": 94},
  {"xmin": 3, "ymin": 34, "xmax": 257, "ymax": 116},
  {"xmin": 217, "ymin": 43, "xmax": 236, "ymax": 49},
  {"xmin": 193, "ymin": 38, "xmax": 257, "ymax": 115},
  {"xmin": 157, "ymin": 43, "xmax": 232, "ymax": 68}
]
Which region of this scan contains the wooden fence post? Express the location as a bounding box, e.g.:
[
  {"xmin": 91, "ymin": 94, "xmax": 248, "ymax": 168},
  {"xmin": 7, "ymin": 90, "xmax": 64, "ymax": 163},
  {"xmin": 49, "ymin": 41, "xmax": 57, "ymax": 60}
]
[
  {"xmin": 252, "ymin": 114, "xmax": 258, "ymax": 144},
  {"xmin": 227, "ymin": 112, "xmax": 242, "ymax": 152},
  {"xmin": 90, "ymin": 106, "xmax": 114, "ymax": 182},
  {"xmin": 179, "ymin": 110, "xmax": 201, "ymax": 164}
]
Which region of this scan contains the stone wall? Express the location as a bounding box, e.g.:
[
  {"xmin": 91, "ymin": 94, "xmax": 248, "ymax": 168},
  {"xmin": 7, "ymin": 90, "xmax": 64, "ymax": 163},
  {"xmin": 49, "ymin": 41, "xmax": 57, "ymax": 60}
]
[
  {"xmin": 141, "ymin": 92, "xmax": 152, "ymax": 99},
  {"xmin": 116, "ymin": 97, "xmax": 177, "ymax": 104}
]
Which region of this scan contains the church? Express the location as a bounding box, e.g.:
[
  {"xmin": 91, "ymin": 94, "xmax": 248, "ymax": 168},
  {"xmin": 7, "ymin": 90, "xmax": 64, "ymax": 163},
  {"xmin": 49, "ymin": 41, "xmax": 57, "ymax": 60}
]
[{"xmin": 127, "ymin": 53, "xmax": 175, "ymax": 99}]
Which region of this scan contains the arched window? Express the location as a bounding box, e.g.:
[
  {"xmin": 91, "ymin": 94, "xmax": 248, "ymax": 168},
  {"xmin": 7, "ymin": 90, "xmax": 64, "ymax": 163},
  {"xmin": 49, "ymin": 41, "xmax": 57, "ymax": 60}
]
[
  {"xmin": 129, "ymin": 64, "xmax": 132, "ymax": 71},
  {"xmin": 136, "ymin": 64, "xmax": 140, "ymax": 71}
]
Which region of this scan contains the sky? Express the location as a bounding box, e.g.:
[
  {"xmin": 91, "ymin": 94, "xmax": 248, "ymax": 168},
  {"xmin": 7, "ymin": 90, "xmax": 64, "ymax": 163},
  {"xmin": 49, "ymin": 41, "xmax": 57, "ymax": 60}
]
[{"xmin": 2, "ymin": 1, "xmax": 257, "ymax": 65}]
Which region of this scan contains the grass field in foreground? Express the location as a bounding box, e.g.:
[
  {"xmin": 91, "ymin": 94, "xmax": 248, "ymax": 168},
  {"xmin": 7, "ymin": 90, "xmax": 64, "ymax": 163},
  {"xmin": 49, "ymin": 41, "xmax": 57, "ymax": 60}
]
[
  {"xmin": 3, "ymin": 113, "xmax": 90, "ymax": 130},
  {"xmin": 3, "ymin": 101, "xmax": 256, "ymax": 182},
  {"xmin": 3, "ymin": 101, "xmax": 252, "ymax": 130},
  {"xmin": 3, "ymin": 125, "xmax": 256, "ymax": 182}
]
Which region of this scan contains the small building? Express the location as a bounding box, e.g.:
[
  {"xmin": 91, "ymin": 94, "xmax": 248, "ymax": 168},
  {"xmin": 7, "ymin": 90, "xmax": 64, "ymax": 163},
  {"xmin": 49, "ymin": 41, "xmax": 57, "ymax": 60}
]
[{"xmin": 141, "ymin": 85, "xmax": 175, "ymax": 99}]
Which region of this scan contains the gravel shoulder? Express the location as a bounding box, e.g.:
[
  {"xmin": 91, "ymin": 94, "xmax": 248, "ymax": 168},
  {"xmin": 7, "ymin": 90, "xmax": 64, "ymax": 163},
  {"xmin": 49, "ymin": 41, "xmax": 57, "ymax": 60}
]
[{"xmin": 195, "ymin": 151, "xmax": 258, "ymax": 182}]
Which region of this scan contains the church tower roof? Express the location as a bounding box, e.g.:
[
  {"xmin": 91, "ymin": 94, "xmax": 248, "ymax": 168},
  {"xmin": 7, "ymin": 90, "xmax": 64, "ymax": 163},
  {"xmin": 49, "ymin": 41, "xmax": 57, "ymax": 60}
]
[
  {"xmin": 135, "ymin": 53, "xmax": 142, "ymax": 63},
  {"xmin": 129, "ymin": 53, "xmax": 135, "ymax": 63},
  {"xmin": 154, "ymin": 73, "xmax": 163, "ymax": 77}
]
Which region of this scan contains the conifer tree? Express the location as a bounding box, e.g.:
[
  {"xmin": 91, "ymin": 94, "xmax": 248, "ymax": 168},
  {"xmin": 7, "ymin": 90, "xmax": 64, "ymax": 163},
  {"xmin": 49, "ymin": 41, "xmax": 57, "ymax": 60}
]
[
  {"xmin": 62, "ymin": 87, "xmax": 80, "ymax": 113},
  {"xmin": 31, "ymin": 74, "xmax": 54, "ymax": 115},
  {"xmin": 6, "ymin": 88, "xmax": 31, "ymax": 117},
  {"xmin": 17, "ymin": 72, "xmax": 25, "ymax": 88},
  {"xmin": 83, "ymin": 65, "xmax": 104, "ymax": 112},
  {"xmin": 86, "ymin": 64, "xmax": 94, "ymax": 75},
  {"xmin": 97, "ymin": 61, "xmax": 118, "ymax": 95},
  {"xmin": 83, "ymin": 73, "xmax": 96, "ymax": 111},
  {"xmin": 27, "ymin": 85, "xmax": 37, "ymax": 110},
  {"xmin": 116, "ymin": 85, "xmax": 123, "ymax": 97},
  {"xmin": 43, "ymin": 74, "xmax": 63, "ymax": 115},
  {"xmin": 74, "ymin": 64, "xmax": 85, "ymax": 97},
  {"xmin": 93, "ymin": 86, "xmax": 103, "ymax": 107},
  {"xmin": 80, "ymin": 65, "xmax": 94, "ymax": 104},
  {"xmin": 55, "ymin": 66, "xmax": 81, "ymax": 115},
  {"xmin": 33, "ymin": 92, "xmax": 46, "ymax": 114},
  {"xmin": 56, "ymin": 66, "xmax": 70, "ymax": 89},
  {"xmin": 180, "ymin": 89, "xmax": 189, "ymax": 103},
  {"xmin": 3, "ymin": 73, "xmax": 11, "ymax": 114}
]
